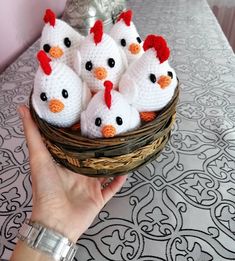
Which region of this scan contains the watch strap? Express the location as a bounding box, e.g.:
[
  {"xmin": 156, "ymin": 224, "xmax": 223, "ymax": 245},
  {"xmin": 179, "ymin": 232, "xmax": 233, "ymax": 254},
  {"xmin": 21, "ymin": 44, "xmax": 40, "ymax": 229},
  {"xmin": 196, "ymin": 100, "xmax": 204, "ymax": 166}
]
[{"xmin": 17, "ymin": 219, "xmax": 78, "ymax": 261}]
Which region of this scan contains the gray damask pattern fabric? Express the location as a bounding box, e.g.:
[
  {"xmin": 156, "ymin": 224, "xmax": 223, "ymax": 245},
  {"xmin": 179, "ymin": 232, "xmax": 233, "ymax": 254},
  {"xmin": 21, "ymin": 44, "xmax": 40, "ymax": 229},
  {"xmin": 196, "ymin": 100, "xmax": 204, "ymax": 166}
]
[{"xmin": 1, "ymin": 0, "xmax": 235, "ymax": 260}]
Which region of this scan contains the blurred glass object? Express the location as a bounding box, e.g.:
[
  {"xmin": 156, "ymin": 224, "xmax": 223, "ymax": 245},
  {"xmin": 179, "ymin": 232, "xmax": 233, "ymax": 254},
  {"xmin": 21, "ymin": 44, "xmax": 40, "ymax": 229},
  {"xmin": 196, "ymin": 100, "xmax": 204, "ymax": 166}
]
[{"xmin": 62, "ymin": 0, "xmax": 126, "ymax": 36}]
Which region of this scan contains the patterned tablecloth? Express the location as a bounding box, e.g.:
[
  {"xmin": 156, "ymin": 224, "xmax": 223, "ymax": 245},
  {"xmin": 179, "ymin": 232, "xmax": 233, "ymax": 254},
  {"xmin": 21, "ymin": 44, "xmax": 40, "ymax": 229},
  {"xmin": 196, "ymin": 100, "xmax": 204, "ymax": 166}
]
[{"xmin": 1, "ymin": 0, "xmax": 235, "ymax": 260}]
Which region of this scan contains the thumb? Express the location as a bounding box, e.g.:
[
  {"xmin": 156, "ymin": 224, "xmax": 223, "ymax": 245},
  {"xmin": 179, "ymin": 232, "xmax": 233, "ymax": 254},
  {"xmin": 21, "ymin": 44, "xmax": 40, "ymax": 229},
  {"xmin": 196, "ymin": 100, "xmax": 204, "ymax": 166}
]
[
  {"xmin": 18, "ymin": 105, "xmax": 51, "ymax": 166},
  {"xmin": 18, "ymin": 105, "xmax": 64, "ymax": 199}
]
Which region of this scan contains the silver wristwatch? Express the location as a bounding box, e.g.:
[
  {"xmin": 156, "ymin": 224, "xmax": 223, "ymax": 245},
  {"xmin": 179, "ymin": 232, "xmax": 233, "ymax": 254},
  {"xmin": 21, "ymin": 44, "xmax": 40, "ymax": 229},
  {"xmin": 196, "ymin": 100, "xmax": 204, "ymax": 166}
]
[{"xmin": 17, "ymin": 219, "xmax": 78, "ymax": 261}]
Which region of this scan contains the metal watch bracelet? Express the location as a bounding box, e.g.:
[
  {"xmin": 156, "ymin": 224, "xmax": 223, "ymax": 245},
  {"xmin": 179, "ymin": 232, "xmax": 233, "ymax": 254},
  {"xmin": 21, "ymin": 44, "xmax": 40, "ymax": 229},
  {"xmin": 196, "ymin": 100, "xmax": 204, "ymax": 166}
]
[{"xmin": 17, "ymin": 219, "xmax": 78, "ymax": 261}]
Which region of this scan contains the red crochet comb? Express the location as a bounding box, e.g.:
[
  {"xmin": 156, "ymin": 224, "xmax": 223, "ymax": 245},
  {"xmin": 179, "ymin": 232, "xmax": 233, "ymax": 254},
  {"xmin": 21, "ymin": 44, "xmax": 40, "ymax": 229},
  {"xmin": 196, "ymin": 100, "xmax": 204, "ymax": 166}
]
[
  {"xmin": 90, "ymin": 20, "xmax": 103, "ymax": 45},
  {"xmin": 44, "ymin": 9, "xmax": 56, "ymax": 27},
  {"xmin": 37, "ymin": 50, "xmax": 52, "ymax": 75},
  {"xmin": 104, "ymin": 81, "xmax": 113, "ymax": 109},
  {"xmin": 117, "ymin": 9, "xmax": 132, "ymax": 26},
  {"xmin": 143, "ymin": 35, "xmax": 170, "ymax": 63}
]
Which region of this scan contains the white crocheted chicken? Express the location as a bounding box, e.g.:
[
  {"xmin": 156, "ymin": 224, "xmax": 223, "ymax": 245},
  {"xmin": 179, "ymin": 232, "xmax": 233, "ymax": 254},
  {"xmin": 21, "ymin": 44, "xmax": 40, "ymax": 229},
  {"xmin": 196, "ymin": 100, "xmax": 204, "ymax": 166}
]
[
  {"xmin": 109, "ymin": 9, "xmax": 144, "ymax": 64},
  {"xmin": 32, "ymin": 50, "xmax": 91, "ymax": 128},
  {"xmin": 81, "ymin": 81, "xmax": 140, "ymax": 138},
  {"xmin": 40, "ymin": 9, "xmax": 84, "ymax": 69},
  {"xmin": 119, "ymin": 35, "xmax": 178, "ymax": 122},
  {"xmin": 74, "ymin": 20, "xmax": 127, "ymax": 94}
]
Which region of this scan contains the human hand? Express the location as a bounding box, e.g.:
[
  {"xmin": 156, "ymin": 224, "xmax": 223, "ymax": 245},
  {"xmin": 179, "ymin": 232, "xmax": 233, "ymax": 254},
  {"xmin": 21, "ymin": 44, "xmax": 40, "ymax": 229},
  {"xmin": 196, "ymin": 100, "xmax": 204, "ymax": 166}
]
[{"xmin": 18, "ymin": 105, "xmax": 127, "ymax": 242}]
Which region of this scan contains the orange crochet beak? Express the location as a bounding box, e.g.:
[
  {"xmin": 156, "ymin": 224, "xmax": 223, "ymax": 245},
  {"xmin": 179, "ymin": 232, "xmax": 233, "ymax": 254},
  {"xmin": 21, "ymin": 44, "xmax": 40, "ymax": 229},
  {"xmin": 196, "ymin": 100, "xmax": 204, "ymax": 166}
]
[
  {"xmin": 49, "ymin": 46, "xmax": 64, "ymax": 59},
  {"xmin": 102, "ymin": 125, "xmax": 116, "ymax": 138},
  {"xmin": 94, "ymin": 67, "xmax": 108, "ymax": 80},
  {"xmin": 157, "ymin": 75, "xmax": 172, "ymax": 89},
  {"xmin": 49, "ymin": 99, "xmax": 64, "ymax": 113},
  {"xmin": 129, "ymin": 43, "xmax": 141, "ymax": 55}
]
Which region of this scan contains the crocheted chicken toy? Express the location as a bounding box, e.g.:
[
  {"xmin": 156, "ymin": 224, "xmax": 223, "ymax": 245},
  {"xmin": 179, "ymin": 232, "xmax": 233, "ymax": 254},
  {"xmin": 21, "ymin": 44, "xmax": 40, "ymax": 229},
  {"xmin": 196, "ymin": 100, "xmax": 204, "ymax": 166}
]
[
  {"xmin": 81, "ymin": 81, "xmax": 140, "ymax": 138},
  {"xmin": 109, "ymin": 10, "xmax": 144, "ymax": 64},
  {"xmin": 40, "ymin": 9, "xmax": 84, "ymax": 69},
  {"xmin": 32, "ymin": 50, "xmax": 91, "ymax": 128},
  {"xmin": 74, "ymin": 20, "xmax": 128, "ymax": 94},
  {"xmin": 119, "ymin": 35, "xmax": 178, "ymax": 122}
]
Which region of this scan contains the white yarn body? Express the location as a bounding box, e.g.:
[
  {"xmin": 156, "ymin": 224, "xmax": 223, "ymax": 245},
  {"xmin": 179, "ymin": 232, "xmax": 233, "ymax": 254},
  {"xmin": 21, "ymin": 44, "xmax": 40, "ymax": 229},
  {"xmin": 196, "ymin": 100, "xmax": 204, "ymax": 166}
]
[
  {"xmin": 109, "ymin": 20, "xmax": 144, "ymax": 64},
  {"xmin": 119, "ymin": 49, "xmax": 178, "ymax": 112},
  {"xmin": 40, "ymin": 19, "xmax": 84, "ymax": 69},
  {"xmin": 81, "ymin": 90, "xmax": 140, "ymax": 138},
  {"xmin": 77, "ymin": 34, "xmax": 127, "ymax": 93},
  {"xmin": 32, "ymin": 62, "xmax": 89, "ymax": 127}
]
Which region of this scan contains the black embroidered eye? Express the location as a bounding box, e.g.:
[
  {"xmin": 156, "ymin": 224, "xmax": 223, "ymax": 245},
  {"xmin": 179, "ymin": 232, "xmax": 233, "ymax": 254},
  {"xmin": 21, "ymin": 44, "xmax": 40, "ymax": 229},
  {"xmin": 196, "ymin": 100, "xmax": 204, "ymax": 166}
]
[
  {"xmin": 136, "ymin": 37, "xmax": 142, "ymax": 43},
  {"xmin": 168, "ymin": 71, "xmax": 173, "ymax": 79},
  {"xmin": 40, "ymin": 92, "xmax": 47, "ymax": 101},
  {"xmin": 116, "ymin": 116, "xmax": 123, "ymax": 125},
  {"xmin": 120, "ymin": 39, "xmax": 126, "ymax": 47},
  {"xmin": 62, "ymin": 89, "xmax": 68, "ymax": 98},
  {"xmin": 85, "ymin": 61, "xmax": 93, "ymax": 71},
  {"xmin": 108, "ymin": 58, "xmax": 115, "ymax": 68},
  {"xmin": 149, "ymin": 74, "xmax": 156, "ymax": 83},
  {"xmin": 43, "ymin": 44, "xmax": 51, "ymax": 53},
  {"xmin": 95, "ymin": 117, "xmax": 102, "ymax": 127},
  {"xmin": 64, "ymin": 37, "xmax": 71, "ymax": 48}
]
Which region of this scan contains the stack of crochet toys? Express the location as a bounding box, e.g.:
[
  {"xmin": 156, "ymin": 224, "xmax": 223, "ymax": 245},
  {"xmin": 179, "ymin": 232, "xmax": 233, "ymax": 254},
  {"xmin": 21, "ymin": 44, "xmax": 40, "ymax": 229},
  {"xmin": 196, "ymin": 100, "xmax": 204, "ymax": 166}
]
[{"xmin": 32, "ymin": 8, "xmax": 178, "ymax": 138}]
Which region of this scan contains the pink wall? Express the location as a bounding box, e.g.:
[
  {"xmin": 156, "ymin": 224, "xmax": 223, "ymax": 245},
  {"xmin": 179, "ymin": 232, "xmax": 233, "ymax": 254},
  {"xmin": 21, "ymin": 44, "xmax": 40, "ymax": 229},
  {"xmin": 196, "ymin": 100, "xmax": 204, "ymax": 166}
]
[{"xmin": 0, "ymin": 0, "xmax": 67, "ymax": 73}]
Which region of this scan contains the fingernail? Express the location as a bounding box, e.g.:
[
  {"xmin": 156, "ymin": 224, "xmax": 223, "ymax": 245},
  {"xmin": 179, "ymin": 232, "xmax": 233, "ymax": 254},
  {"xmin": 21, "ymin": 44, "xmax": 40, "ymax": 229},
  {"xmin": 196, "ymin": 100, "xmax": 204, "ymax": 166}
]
[{"xmin": 17, "ymin": 105, "xmax": 25, "ymax": 118}]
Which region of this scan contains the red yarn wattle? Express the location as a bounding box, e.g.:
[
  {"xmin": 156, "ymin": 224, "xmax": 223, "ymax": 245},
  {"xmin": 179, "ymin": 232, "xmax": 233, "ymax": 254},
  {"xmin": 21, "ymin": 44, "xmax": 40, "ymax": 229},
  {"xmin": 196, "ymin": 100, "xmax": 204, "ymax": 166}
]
[
  {"xmin": 90, "ymin": 20, "xmax": 103, "ymax": 45},
  {"xmin": 143, "ymin": 35, "xmax": 170, "ymax": 63},
  {"xmin": 104, "ymin": 81, "xmax": 113, "ymax": 109},
  {"xmin": 117, "ymin": 9, "xmax": 132, "ymax": 26},
  {"xmin": 44, "ymin": 9, "xmax": 56, "ymax": 27},
  {"xmin": 37, "ymin": 50, "xmax": 52, "ymax": 75}
]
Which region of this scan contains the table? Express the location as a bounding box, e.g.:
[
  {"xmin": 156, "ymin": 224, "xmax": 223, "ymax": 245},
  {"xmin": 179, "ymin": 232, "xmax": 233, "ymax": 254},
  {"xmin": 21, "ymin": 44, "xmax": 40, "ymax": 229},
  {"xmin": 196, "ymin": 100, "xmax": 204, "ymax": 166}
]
[{"xmin": 1, "ymin": 0, "xmax": 235, "ymax": 260}]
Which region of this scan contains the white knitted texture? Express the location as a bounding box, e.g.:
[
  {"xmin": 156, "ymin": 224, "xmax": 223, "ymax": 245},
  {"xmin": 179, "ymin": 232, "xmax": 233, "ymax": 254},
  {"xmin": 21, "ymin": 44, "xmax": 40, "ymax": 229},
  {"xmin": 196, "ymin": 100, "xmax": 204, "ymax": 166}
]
[
  {"xmin": 81, "ymin": 90, "xmax": 140, "ymax": 138},
  {"xmin": 119, "ymin": 49, "xmax": 178, "ymax": 112},
  {"xmin": 109, "ymin": 20, "xmax": 144, "ymax": 64},
  {"xmin": 32, "ymin": 62, "xmax": 86, "ymax": 128},
  {"xmin": 77, "ymin": 33, "xmax": 127, "ymax": 93},
  {"xmin": 40, "ymin": 19, "xmax": 84, "ymax": 69}
]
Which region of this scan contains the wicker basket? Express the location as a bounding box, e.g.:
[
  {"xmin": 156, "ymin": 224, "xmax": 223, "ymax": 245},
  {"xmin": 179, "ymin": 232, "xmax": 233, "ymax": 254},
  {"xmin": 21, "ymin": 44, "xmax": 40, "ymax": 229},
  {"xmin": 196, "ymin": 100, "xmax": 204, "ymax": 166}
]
[{"xmin": 30, "ymin": 83, "xmax": 179, "ymax": 177}]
